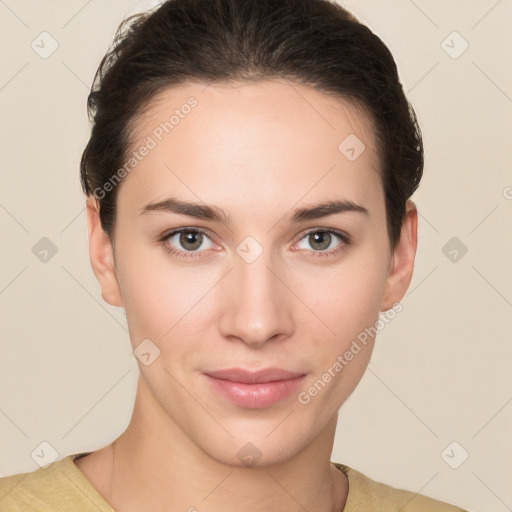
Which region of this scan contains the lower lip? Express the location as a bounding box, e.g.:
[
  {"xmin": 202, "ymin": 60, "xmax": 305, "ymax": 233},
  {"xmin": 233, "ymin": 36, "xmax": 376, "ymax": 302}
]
[{"xmin": 204, "ymin": 374, "xmax": 306, "ymax": 409}]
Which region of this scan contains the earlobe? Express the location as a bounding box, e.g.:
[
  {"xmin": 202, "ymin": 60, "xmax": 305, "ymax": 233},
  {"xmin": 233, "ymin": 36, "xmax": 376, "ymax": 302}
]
[
  {"xmin": 380, "ymin": 200, "xmax": 418, "ymax": 311},
  {"xmin": 85, "ymin": 196, "xmax": 123, "ymax": 308}
]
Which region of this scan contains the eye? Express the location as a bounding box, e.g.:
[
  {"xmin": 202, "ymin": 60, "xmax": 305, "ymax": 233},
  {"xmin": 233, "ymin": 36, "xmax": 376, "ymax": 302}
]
[
  {"xmin": 159, "ymin": 228, "xmax": 215, "ymax": 258},
  {"xmin": 158, "ymin": 227, "xmax": 350, "ymax": 260},
  {"xmin": 294, "ymin": 229, "xmax": 350, "ymax": 258}
]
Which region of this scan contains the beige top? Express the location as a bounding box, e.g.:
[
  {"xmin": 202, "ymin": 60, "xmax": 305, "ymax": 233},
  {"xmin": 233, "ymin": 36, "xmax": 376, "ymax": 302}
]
[{"xmin": 0, "ymin": 452, "xmax": 470, "ymax": 511}]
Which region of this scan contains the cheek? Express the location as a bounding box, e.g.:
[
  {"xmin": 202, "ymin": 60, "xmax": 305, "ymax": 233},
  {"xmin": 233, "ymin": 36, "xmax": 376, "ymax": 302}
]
[
  {"xmin": 294, "ymin": 252, "xmax": 390, "ymax": 411},
  {"xmin": 115, "ymin": 219, "xmax": 391, "ymax": 358},
  {"xmin": 113, "ymin": 236, "xmax": 175, "ymax": 340},
  {"xmin": 114, "ymin": 239, "xmax": 224, "ymax": 348},
  {"xmin": 294, "ymin": 247, "xmax": 390, "ymax": 347}
]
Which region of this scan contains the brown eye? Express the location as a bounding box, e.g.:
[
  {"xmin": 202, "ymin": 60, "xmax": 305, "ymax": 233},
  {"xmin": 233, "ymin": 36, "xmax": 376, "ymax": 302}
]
[
  {"xmin": 308, "ymin": 231, "xmax": 332, "ymax": 251},
  {"xmin": 178, "ymin": 230, "xmax": 204, "ymax": 251},
  {"xmin": 295, "ymin": 229, "xmax": 350, "ymax": 258},
  {"xmin": 162, "ymin": 228, "xmax": 214, "ymax": 255}
]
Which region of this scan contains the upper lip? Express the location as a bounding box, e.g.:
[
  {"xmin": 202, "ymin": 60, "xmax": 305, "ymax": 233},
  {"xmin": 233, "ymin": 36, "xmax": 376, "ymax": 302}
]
[{"xmin": 204, "ymin": 367, "xmax": 306, "ymax": 384}]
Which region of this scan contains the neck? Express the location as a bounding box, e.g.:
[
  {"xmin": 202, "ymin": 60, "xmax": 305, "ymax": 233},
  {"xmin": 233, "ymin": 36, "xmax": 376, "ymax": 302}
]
[{"xmin": 105, "ymin": 376, "xmax": 348, "ymax": 512}]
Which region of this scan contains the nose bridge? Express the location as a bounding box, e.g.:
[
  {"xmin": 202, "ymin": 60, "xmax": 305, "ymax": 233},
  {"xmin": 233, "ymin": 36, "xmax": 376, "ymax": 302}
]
[{"xmin": 218, "ymin": 243, "xmax": 293, "ymax": 346}]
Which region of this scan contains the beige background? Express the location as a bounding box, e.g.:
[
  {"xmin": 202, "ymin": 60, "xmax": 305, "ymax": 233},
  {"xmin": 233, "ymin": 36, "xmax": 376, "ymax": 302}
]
[{"xmin": 1, "ymin": 1, "xmax": 511, "ymax": 511}]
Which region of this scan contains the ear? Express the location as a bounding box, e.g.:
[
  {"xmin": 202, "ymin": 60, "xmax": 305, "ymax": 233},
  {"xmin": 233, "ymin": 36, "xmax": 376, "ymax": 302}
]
[
  {"xmin": 380, "ymin": 200, "xmax": 418, "ymax": 311},
  {"xmin": 85, "ymin": 196, "xmax": 123, "ymax": 307}
]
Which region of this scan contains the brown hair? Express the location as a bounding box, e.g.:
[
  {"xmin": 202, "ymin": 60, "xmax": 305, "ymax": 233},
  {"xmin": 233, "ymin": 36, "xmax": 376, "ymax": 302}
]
[{"xmin": 80, "ymin": 0, "xmax": 423, "ymax": 248}]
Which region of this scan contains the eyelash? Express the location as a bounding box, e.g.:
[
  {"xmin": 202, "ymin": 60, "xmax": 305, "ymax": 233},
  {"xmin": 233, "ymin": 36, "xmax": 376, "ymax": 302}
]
[{"xmin": 158, "ymin": 227, "xmax": 351, "ymax": 260}]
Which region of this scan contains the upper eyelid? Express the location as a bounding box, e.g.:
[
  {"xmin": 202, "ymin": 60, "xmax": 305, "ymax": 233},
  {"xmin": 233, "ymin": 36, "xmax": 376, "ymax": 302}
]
[
  {"xmin": 163, "ymin": 226, "xmax": 348, "ymax": 249},
  {"xmin": 294, "ymin": 229, "xmax": 350, "ymax": 250},
  {"xmin": 162, "ymin": 226, "xmax": 214, "ymax": 241}
]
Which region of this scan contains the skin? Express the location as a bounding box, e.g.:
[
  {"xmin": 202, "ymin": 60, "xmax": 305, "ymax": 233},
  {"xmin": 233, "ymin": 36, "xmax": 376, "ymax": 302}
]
[{"xmin": 78, "ymin": 79, "xmax": 417, "ymax": 512}]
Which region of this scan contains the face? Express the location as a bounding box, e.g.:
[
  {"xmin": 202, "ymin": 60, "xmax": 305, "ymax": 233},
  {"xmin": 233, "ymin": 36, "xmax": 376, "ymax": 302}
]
[{"xmin": 87, "ymin": 79, "xmax": 416, "ymax": 467}]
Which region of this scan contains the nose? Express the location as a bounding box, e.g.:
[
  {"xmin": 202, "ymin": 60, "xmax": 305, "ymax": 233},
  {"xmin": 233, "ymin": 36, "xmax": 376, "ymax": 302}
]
[{"xmin": 218, "ymin": 249, "xmax": 295, "ymax": 349}]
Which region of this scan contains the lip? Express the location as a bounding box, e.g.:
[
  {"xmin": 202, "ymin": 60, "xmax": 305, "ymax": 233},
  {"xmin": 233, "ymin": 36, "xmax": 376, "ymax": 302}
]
[{"xmin": 203, "ymin": 368, "xmax": 306, "ymax": 409}]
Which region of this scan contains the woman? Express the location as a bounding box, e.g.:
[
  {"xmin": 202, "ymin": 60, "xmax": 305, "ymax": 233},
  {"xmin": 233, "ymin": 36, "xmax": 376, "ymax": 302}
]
[{"xmin": 0, "ymin": 0, "xmax": 471, "ymax": 510}]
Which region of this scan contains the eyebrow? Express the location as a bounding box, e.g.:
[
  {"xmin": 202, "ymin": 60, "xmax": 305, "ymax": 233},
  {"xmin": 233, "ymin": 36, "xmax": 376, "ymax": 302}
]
[{"xmin": 139, "ymin": 196, "xmax": 369, "ymax": 225}]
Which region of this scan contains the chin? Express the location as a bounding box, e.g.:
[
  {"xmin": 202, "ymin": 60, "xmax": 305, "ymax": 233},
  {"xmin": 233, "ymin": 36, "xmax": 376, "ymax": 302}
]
[{"xmin": 193, "ymin": 420, "xmax": 313, "ymax": 469}]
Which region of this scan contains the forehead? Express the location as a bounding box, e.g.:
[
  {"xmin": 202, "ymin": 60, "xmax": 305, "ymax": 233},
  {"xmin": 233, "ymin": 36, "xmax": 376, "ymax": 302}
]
[{"xmin": 118, "ymin": 80, "xmax": 382, "ymax": 218}]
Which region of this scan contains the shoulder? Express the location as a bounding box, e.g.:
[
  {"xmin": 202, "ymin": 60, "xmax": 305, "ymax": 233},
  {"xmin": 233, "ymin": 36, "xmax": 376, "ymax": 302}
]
[
  {"xmin": 332, "ymin": 462, "xmax": 471, "ymax": 512},
  {"xmin": 0, "ymin": 453, "xmax": 112, "ymax": 512}
]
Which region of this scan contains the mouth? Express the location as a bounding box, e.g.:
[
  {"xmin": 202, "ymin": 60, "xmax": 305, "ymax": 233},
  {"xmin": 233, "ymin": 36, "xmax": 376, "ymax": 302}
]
[{"xmin": 203, "ymin": 367, "xmax": 306, "ymax": 409}]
